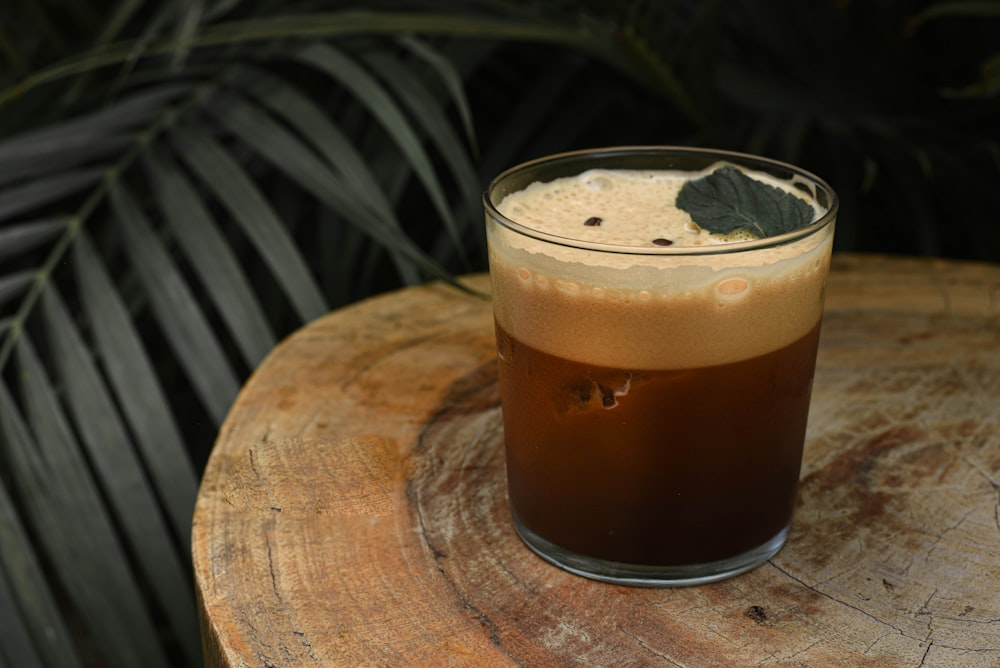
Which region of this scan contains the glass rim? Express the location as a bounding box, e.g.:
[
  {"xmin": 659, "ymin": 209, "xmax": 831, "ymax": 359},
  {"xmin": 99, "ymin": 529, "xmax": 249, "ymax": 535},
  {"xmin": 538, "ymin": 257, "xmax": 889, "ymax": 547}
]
[{"xmin": 484, "ymin": 145, "xmax": 839, "ymax": 257}]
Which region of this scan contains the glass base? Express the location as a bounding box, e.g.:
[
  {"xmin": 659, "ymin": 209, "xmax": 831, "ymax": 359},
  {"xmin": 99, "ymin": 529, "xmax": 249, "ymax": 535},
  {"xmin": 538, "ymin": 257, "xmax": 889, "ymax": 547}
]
[{"xmin": 511, "ymin": 509, "xmax": 790, "ymax": 587}]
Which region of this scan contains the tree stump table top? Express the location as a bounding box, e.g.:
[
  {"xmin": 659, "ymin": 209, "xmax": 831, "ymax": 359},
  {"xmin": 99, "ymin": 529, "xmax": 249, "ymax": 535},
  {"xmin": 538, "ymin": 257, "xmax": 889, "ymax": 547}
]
[{"xmin": 192, "ymin": 254, "xmax": 1000, "ymax": 667}]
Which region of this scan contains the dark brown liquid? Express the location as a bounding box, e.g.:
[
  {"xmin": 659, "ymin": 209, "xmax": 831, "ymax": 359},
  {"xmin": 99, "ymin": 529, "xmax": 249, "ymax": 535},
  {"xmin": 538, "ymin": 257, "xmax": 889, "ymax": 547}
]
[{"xmin": 496, "ymin": 321, "xmax": 821, "ymax": 566}]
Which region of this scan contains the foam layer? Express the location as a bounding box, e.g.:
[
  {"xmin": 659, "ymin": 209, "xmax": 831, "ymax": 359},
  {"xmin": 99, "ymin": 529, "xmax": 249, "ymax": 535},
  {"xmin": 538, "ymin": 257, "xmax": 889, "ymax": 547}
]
[
  {"xmin": 487, "ymin": 166, "xmax": 835, "ymax": 369},
  {"xmin": 497, "ymin": 166, "xmax": 775, "ymax": 248}
]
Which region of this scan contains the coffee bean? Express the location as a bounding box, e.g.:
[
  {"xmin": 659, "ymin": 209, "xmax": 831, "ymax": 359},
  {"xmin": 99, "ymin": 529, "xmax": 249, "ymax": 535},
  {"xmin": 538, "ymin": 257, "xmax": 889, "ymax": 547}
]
[
  {"xmin": 652, "ymin": 238, "xmax": 674, "ymax": 246},
  {"xmin": 584, "ymin": 216, "xmax": 602, "ymax": 227}
]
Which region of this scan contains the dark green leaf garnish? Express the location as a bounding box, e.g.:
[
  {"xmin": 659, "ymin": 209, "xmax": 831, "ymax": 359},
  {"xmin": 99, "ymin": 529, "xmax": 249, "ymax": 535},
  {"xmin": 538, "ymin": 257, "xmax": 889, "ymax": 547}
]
[{"xmin": 676, "ymin": 166, "xmax": 815, "ymax": 238}]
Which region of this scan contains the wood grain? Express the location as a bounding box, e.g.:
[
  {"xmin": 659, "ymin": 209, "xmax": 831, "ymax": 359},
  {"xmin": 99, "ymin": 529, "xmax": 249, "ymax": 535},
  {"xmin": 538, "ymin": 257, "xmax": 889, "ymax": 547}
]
[{"xmin": 192, "ymin": 254, "xmax": 1000, "ymax": 667}]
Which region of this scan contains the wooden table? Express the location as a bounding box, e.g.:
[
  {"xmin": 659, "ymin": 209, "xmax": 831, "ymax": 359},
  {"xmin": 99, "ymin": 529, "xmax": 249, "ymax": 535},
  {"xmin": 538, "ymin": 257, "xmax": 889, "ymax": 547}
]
[{"xmin": 192, "ymin": 254, "xmax": 1000, "ymax": 667}]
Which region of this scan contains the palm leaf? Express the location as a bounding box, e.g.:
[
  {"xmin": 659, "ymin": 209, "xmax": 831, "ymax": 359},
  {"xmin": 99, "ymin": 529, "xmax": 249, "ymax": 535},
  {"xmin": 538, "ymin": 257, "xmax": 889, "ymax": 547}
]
[
  {"xmin": 225, "ymin": 63, "xmax": 396, "ymax": 216},
  {"xmin": 0, "ymin": 481, "xmax": 82, "ymax": 668},
  {"xmin": 168, "ymin": 119, "xmax": 329, "ymax": 320},
  {"xmin": 0, "ymin": 9, "xmax": 700, "ymax": 124},
  {"xmin": 0, "ymin": 170, "xmax": 102, "ymax": 221},
  {"xmin": 360, "ymin": 45, "xmax": 483, "ymax": 243},
  {"xmin": 294, "ymin": 40, "xmax": 471, "ymax": 267},
  {"xmin": 0, "ymin": 12, "xmax": 513, "ymax": 107},
  {"xmin": 0, "ymin": 272, "xmax": 33, "ymax": 311},
  {"xmin": 143, "ymin": 144, "xmax": 277, "ymax": 366},
  {"xmin": 398, "ymin": 35, "xmax": 479, "ymax": 156},
  {"xmin": 108, "ymin": 182, "xmax": 241, "ymax": 423},
  {"xmin": 0, "ymin": 86, "xmax": 186, "ymax": 186},
  {"xmin": 73, "ymin": 228, "xmax": 199, "ymax": 541},
  {"xmin": 220, "ymin": 64, "xmax": 421, "ymax": 284},
  {"xmin": 197, "ymin": 87, "xmax": 455, "ymax": 283},
  {"xmin": 1, "ymin": 349, "xmax": 170, "ymax": 668},
  {"xmin": 0, "ymin": 219, "xmax": 67, "ymax": 262},
  {"xmin": 0, "ymin": 561, "xmax": 44, "ymax": 668},
  {"xmin": 38, "ymin": 283, "xmax": 201, "ymax": 665}
]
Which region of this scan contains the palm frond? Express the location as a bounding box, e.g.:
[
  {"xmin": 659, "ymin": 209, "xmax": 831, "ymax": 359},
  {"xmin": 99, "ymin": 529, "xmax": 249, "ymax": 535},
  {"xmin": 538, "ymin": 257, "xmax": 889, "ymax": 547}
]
[
  {"xmin": 294, "ymin": 41, "xmax": 471, "ymax": 268},
  {"xmin": 168, "ymin": 119, "xmax": 329, "ymax": 322},
  {"xmin": 73, "ymin": 229, "xmax": 199, "ymax": 541},
  {"xmin": 398, "ymin": 35, "xmax": 479, "ymax": 156},
  {"xmin": 197, "ymin": 84, "xmax": 454, "ymax": 283},
  {"xmin": 143, "ymin": 145, "xmax": 277, "ymax": 366},
  {"xmin": 0, "ymin": 219, "xmax": 67, "ymax": 262},
  {"xmin": 38, "ymin": 282, "xmax": 201, "ymax": 665},
  {"xmin": 361, "ymin": 44, "xmax": 482, "ymax": 230},
  {"xmin": 0, "ymin": 272, "xmax": 33, "ymax": 311},
  {"xmin": 0, "ymin": 171, "xmax": 103, "ymax": 221},
  {"xmin": 1, "ymin": 355, "xmax": 172, "ymax": 668},
  {"xmin": 0, "ymin": 8, "xmax": 497, "ymax": 663},
  {"xmin": 221, "ymin": 63, "xmax": 423, "ymax": 283},
  {"xmin": 0, "ymin": 86, "xmax": 187, "ymax": 184},
  {"xmin": 108, "ymin": 182, "xmax": 242, "ymax": 422},
  {"xmin": 0, "ymin": 480, "xmax": 83, "ymax": 668}
]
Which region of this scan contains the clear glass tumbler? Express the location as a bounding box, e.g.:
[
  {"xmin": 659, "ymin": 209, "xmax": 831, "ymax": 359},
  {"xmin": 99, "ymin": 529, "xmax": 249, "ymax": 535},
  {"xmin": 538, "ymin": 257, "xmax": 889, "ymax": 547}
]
[{"xmin": 484, "ymin": 146, "xmax": 838, "ymax": 586}]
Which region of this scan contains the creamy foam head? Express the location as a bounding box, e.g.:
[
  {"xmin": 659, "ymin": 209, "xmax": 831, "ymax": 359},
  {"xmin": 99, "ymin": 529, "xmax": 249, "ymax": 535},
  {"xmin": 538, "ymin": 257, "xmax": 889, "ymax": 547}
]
[
  {"xmin": 487, "ymin": 164, "xmax": 835, "ymax": 369},
  {"xmin": 496, "ymin": 166, "xmax": 784, "ymax": 248}
]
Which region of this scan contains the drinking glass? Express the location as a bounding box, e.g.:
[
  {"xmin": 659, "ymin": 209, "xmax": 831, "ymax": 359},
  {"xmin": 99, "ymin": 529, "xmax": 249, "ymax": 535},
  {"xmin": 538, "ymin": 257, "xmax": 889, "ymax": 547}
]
[{"xmin": 484, "ymin": 146, "xmax": 838, "ymax": 586}]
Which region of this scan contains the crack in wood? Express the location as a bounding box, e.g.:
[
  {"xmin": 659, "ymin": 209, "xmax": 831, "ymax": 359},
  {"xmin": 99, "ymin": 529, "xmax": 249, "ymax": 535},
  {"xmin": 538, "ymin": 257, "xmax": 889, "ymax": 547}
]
[
  {"xmin": 769, "ymin": 562, "xmax": 910, "ymax": 638},
  {"xmin": 617, "ymin": 624, "xmax": 686, "ymax": 666},
  {"xmin": 407, "ymin": 462, "xmax": 523, "ymax": 666}
]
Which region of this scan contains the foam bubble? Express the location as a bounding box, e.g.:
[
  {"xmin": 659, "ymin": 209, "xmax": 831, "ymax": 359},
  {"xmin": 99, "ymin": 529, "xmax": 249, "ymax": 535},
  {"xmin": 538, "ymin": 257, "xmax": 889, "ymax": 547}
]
[
  {"xmin": 716, "ymin": 277, "xmax": 749, "ymax": 297},
  {"xmin": 585, "ymin": 175, "xmax": 613, "ymax": 190}
]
